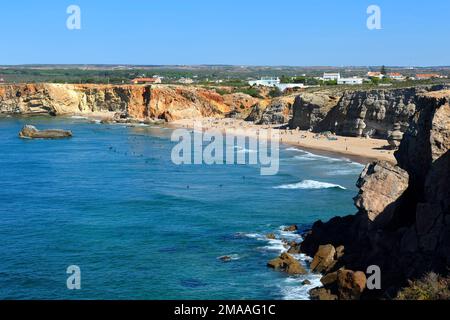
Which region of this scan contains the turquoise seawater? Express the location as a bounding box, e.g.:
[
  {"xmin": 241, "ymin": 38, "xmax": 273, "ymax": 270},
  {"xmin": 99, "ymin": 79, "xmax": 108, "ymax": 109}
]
[{"xmin": 0, "ymin": 116, "xmax": 364, "ymax": 300}]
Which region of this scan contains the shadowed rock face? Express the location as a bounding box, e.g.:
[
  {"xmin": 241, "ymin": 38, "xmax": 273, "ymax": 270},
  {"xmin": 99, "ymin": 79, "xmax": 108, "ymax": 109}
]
[
  {"xmin": 290, "ymin": 85, "xmax": 449, "ymax": 138},
  {"xmin": 301, "ymin": 90, "xmax": 450, "ymax": 299}
]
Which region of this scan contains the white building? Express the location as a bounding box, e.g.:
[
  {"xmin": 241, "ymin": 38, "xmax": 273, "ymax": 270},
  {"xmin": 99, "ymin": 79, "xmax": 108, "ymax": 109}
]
[
  {"xmin": 178, "ymin": 77, "xmax": 194, "ymax": 84},
  {"xmin": 276, "ymin": 83, "xmax": 305, "ymax": 91},
  {"xmin": 387, "ymin": 73, "xmax": 406, "ymax": 81},
  {"xmin": 338, "ymin": 77, "xmax": 363, "ymax": 85},
  {"xmin": 248, "ymin": 77, "xmax": 280, "ymax": 87},
  {"xmin": 323, "ymin": 73, "xmax": 340, "ymax": 81}
]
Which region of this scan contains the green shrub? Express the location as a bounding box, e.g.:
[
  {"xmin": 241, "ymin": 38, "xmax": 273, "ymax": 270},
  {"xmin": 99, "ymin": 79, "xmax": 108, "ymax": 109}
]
[{"xmin": 396, "ymin": 273, "xmax": 450, "ymax": 300}]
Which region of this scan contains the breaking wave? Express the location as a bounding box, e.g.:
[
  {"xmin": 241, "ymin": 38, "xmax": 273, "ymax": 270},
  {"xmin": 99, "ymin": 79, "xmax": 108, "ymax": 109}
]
[{"xmin": 274, "ymin": 180, "xmax": 346, "ymax": 190}]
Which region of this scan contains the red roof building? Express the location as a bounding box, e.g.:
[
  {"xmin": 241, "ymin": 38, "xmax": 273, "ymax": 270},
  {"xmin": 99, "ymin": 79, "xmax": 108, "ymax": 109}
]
[
  {"xmin": 416, "ymin": 74, "xmax": 441, "ymax": 80},
  {"xmin": 131, "ymin": 77, "xmax": 162, "ymax": 85}
]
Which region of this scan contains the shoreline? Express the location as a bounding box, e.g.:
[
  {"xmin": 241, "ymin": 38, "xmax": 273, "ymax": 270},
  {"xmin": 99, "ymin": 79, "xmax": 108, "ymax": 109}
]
[
  {"xmin": 171, "ymin": 118, "xmax": 396, "ymax": 165},
  {"xmin": 1, "ymin": 113, "xmax": 396, "ymax": 165}
]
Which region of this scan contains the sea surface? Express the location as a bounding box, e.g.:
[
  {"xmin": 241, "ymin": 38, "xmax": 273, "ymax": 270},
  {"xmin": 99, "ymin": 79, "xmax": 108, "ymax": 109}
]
[{"xmin": 0, "ymin": 116, "xmax": 365, "ymax": 300}]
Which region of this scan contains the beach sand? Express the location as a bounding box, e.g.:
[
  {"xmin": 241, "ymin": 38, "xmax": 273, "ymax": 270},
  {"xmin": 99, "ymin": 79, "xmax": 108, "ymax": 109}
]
[{"xmin": 171, "ymin": 118, "xmax": 396, "ymax": 165}]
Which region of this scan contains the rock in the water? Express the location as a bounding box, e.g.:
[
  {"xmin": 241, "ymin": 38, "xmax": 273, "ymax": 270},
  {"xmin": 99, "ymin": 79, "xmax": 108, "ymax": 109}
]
[
  {"xmin": 287, "ymin": 243, "xmax": 302, "ymax": 254},
  {"xmin": 337, "ymin": 270, "xmax": 367, "ymax": 300},
  {"xmin": 266, "ymin": 233, "xmax": 276, "ymax": 240},
  {"xmin": 310, "ymin": 244, "xmax": 336, "ymax": 273},
  {"xmin": 267, "ymin": 253, "xmax": 307, "ymax": 275},
  {"xmin": 283, "ymin": 225, "xmax": 298, "ymax": 232},
  {"xmin": 302, "ymin": 279, "xmax": 312, "ymax": 285},
  {"xmin": 19, "ymin": 125, "xmax": 72, "ymax": 139}
]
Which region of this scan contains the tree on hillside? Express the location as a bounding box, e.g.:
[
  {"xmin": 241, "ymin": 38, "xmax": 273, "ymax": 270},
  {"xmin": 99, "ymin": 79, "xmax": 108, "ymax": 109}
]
[{"xmin": 380, "ymin": 65, "xmax": 387, "ymax": 75}]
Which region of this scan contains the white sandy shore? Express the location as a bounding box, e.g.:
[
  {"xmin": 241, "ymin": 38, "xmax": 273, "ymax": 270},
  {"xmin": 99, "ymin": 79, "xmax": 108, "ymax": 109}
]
[{"xmin": 171, "ymin": 118, "xmax": 396, "ymax": 165}]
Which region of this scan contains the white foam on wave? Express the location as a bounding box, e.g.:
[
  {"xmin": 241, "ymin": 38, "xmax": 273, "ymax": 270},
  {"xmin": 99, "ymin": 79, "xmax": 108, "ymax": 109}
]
[
  {"xmin": 280, "ymin": 274, "xmax": 323, "ymax": 300},
  {"xmin": 235, "ymin": 146, "xmax": 257, "ymax": 154},
  {"xmin": 286, "ymin": 147, "xmax": 302, "ymax": 152},
  {"xmin": 243, "ymin": 227, "xmax": 323, "ymax": 300},
  {"xmin": 294, "ymin": 150, "xmax": 340, "ymax": 162},
  {"xmin": 217, "ymin": 254, "xmax": 241, "ymax": 261},
  {"xmin": 70, "ymin": 115, "xmax": 88, "ymax": 120},
  {"xmin": 274, "ymin": 180, "xmax": 346, "ymax": 190}
]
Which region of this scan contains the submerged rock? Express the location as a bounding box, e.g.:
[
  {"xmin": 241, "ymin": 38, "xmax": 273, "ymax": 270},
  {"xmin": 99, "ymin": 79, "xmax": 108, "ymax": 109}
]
[
  {"xmin": 19, "ymin": 125, "xmax": 72, "ymax": 139},
  {"xmin": 266, "ymin": 233, "xmax": 276, "ymax": 240}
]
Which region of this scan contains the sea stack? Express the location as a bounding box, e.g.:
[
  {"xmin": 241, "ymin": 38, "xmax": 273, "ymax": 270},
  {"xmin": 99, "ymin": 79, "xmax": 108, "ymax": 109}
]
[{"xmin": 19, "ymin": 125, "xmax": 73, "ymax": 139}]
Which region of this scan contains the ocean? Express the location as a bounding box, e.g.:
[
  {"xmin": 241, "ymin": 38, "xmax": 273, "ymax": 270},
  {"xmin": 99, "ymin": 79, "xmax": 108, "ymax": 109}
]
[{"xmin": 0, "ymin": 116, "xmax": 364, "ymax": 300}]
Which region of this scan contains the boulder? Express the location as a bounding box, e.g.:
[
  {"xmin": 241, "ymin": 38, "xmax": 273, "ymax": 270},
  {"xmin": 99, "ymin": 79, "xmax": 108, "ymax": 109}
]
[
  {"xmin": 283, "ymin": 225, "xmax": 298, "ymax": 232},
  {"xmin": 309, "ymin": 287, "xmax": 338, "ymax": 300},
  {"xmin": 337, "ymin": 270, "xmax": 367, "ymax": 300},
  {"xmin": 19, "ymin": 125, "xmax": 72, "ymax": 139},
  {"xmin": 310, "ymin": 244, "xmax": 336, "ymax": 273},
  {"xmin": 267, "ymin": 253, "xmax": 307, "ymax": 275},
  {"xmin": 320, "ymin": 271, "xmax": 338, "ymax": 286},
  {"xmin": 266, "ymin": 233, "xmax": 276, "ymax": 240},
  {"xmin": 354, "ymin": 161, "xmax": 409, "ymax": 225},
  {"xmin": 287, "ymin": 243, "xmax": 302, "ymax": 254},
  {"xmin": 335, "ymin": 245, "xmax": 345, "ymax": 260}
]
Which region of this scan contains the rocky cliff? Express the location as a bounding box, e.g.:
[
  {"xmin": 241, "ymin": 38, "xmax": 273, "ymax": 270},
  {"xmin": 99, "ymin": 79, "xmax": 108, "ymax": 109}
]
[
  {"xmin": 301, "ymin": 90, "xmax": 450, "ymax": 299},
  {"xmin": 0, "ymin": 83, "xmax": 257, "ymax": 121},
  {"xmin": 290, "ymin": 85, "xmax": 449, "ymax": 138}
]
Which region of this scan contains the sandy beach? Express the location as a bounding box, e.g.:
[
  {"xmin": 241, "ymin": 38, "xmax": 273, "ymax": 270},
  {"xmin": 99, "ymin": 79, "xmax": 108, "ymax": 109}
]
[{"xmin": 171, "ymin": 118, "xmax": 397, "ymax": 165}]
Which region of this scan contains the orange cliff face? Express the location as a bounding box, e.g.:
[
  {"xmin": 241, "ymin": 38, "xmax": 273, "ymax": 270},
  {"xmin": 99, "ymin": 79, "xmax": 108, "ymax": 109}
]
[{"xmin": 0, "ymin": 83, "xmax": 260, "ymax": 121}]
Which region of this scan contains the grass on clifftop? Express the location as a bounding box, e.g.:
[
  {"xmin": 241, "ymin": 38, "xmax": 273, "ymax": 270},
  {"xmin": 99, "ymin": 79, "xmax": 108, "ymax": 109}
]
[{"xmin": 396, "ymin": 272, "xmax": 450, "ymax": 300}]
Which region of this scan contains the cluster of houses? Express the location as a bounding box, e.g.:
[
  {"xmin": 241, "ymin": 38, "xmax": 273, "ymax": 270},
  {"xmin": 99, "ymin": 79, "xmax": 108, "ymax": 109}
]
[
  {"xmin": 248, "ymin": 77, "xmax": 309, "ymax": 90},
  {"xmin": 246, "ymin": 71, "xmax": 448, "ymax": 89},
  {"xmin": 130, "ymin": 76, "xmax": 197, "ymax": 85}
]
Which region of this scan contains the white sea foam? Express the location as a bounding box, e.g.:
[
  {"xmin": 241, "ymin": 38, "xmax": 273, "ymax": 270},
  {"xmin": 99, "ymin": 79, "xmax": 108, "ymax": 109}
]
[
  {"xmin": 244, "ymin": 227, "xmax": 323, "ymax": 300},
  {"xmin": 217, "ymin": 254, "xmax": 241, "ymax": 261},
  {"xmin": 70, "ymin": 115, "xmax": 88, "ymax": 119},
  {"xmin": 286, "ymin": 147, "xmax": 302, "ymax": 152},
  {"xmin": 235, "ymin": 146, "xmax": 257, "ymax": 154},
  {"xmin": 274, "ymin": 180, "xmax": 346, "ymax": 190},
  {"xmin": 280, "ymin": 274, "xmax": 323, "ymax": 300}
]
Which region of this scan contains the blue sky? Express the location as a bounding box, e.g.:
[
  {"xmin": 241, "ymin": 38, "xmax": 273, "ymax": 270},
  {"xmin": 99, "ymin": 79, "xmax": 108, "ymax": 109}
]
[{"xmin": 0, "ymin": 0, "xmax": 449, "ymax": 66}]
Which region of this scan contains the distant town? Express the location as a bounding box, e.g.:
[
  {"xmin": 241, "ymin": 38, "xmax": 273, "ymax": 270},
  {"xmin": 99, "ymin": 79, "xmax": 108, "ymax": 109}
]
[{"xmin": 0, "ymin": 65, "xmax": 449, "ymax": 95}]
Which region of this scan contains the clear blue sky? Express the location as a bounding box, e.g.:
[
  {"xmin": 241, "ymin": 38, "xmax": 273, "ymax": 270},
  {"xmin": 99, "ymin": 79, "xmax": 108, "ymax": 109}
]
[{"xmin": 1, "ymin": 0, "xmax": 449, "ymax": 66}]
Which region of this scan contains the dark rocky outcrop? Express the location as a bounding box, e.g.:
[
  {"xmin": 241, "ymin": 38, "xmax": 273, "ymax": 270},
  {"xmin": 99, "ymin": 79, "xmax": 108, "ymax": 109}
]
[
  {"xmin": 19, "ymin": 125, "xmax": 72, "ymax": 139},
  {"xmin": 302, "ymin": 90, "xmax": 450, "ymax": 299}
]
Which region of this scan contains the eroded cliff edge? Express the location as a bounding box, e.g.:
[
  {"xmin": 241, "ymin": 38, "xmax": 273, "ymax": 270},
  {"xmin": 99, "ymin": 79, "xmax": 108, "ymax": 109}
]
[
  {"xmin": 289, "ymin": 85, "xmax": 449, "ymax": 138},
  {"xmin": 301, "ymin": 90, "xmax": 450, "ymax": 299},
  {"xmin": 0, "ymin": 83, "xmax": 259, "ymax": 121}
]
